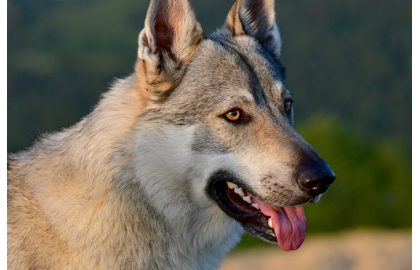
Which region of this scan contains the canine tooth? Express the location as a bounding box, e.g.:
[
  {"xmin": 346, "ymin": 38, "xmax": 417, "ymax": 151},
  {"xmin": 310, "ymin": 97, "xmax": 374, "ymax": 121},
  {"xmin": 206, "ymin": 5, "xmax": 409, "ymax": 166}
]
[
  {"xmin": 251, "ymin": 203, "xmax": 260, "ymax": 210},
  {"xmin": 242, "ymin": 196, "xmax": 252, "ymax": 204},
  {"xmin": 234, "ymin": 188, "xmax": 244, "ymax": 197},
  {"xmin": 268, "ymin": 217, "xmax": 273, "ymax": 228},
  {"xmin": 226, "ymin": 181, "xmax": 238, "ymax": 189}
]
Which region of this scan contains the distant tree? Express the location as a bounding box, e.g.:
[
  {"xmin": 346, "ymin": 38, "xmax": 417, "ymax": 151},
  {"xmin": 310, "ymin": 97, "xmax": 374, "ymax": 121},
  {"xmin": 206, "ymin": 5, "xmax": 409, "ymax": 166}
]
[{"xmin": 297, "ymin": 113, "xmax": 411, "ymax": 231}]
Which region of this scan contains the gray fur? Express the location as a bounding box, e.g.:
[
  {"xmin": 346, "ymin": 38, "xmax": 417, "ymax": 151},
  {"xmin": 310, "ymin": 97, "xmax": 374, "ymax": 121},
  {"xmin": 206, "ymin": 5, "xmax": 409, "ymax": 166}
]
[{"xmin": 8, "ymin": 0, "xmax": 333, "ymax": 269}]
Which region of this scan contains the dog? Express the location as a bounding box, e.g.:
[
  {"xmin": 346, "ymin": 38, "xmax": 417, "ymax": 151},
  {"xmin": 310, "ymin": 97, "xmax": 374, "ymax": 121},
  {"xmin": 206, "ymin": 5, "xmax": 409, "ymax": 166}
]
[{"xmin": 7, "ymin": 0, "xmax": 335, "ymax": 269}]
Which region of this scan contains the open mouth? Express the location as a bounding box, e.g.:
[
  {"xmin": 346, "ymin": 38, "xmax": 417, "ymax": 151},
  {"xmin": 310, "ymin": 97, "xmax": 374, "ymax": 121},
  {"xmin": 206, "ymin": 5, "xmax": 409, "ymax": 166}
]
[{"xmin": 207, "ymin": 171, "xmax": 306, "ymax": 251}]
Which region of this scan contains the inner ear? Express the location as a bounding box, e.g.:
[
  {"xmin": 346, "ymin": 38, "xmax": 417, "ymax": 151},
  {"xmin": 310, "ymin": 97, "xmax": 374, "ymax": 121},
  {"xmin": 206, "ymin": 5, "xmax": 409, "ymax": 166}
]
[
  {"xmin": 154, "ymin": 14, "xmax": 175, "ymax": 59},
  {"xmin": 140, "ymin": 0, "xmax": 203, "ymax": 64},
  {"xmin": 223, "ymin": 0, "xmax": 281, "ymax": 58}
]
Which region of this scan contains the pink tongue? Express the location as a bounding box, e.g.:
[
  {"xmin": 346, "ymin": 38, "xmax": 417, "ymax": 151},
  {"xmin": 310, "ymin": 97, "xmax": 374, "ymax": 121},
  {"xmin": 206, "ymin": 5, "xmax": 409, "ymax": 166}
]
[{"xmin": 252, "ymin": 197, "xmax": 306, "ymax": 251}]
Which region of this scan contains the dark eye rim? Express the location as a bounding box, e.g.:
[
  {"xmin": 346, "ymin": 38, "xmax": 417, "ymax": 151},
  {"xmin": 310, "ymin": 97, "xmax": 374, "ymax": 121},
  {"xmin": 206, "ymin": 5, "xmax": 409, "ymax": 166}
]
[{"xmin": 284, "ymin": 99, "xmax": 294, "ymax": 112}]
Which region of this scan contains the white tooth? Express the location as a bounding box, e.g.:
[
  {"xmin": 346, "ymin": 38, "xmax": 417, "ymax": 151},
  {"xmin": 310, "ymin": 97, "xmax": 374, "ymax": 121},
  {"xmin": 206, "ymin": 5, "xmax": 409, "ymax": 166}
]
[
  {"xmin": 226, "ymin": 181, "xmax": 238, "ymax": 189},
  {"xmin": 234, "ymin": 187, "xmax": 244, "ymax": 197},
  {"xmin": 251, "ymin": 203, "xmax": 260, "ymax": 210},
  {"xmin": 242, "ymin": 196, "xmax": 252, "ymax": 204},
  {"xmin": 268, "ymin": 217, "xmax": 273, "ymax": 228}
]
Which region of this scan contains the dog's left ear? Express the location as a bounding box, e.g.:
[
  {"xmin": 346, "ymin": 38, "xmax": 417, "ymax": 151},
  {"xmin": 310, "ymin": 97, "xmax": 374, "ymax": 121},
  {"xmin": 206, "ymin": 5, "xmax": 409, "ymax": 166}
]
[
  {"xmin": 223, "ymin": 0, "xmax": 281, "ymax": 58},
  {"xmin": 136, "ymin": 0, "xmax": 203, "ymax": 100}
]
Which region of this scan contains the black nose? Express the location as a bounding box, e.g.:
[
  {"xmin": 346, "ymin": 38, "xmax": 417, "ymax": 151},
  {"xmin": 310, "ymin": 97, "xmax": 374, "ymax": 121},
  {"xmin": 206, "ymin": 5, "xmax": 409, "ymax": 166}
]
[{"xmin": 298, "ymin": 156, "xmax": 335, "ymax": 196}]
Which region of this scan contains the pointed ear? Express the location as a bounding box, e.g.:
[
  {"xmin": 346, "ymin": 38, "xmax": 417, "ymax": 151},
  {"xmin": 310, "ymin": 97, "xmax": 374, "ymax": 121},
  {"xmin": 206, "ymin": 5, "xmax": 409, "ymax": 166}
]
[
  {"xmin": 223, "ymin": 0, "xmax": 281, "ymax": 58},
  {"xmin": 136, "ymin": 0, "xmax": 203, "ymax": 98}
]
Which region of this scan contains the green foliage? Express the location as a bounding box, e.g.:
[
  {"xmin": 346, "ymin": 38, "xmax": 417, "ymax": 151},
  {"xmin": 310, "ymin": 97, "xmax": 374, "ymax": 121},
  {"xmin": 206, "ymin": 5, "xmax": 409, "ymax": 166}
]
[
  {"xmin": 276, "ymin": 0, "xmax": 411, "ymax": 155},
  {"xmin": 296, "ymin": 113, "xmax": 411, "ymax": 231}
]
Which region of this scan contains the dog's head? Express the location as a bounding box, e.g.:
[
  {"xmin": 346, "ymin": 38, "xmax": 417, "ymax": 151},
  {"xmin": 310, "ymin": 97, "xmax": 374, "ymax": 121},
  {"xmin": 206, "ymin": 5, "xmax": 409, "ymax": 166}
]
[{"xmin": 134, "ymin": 0, "xmax": 335, "ymax": 251}]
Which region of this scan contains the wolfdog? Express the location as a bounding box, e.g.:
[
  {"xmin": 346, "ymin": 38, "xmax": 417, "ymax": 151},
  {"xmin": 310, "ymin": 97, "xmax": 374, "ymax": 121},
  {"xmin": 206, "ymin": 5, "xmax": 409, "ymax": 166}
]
[{"xmin": 8, "ymin": 0, "xmax": 335, "ymax": 269}]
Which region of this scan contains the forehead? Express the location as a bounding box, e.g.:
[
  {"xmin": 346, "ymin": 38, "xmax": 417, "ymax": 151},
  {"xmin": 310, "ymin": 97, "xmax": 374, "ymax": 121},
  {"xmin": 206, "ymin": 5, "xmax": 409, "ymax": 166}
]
[{"xmin": 181, "ymin": 35, "xmax": 288, "ymax": 105}]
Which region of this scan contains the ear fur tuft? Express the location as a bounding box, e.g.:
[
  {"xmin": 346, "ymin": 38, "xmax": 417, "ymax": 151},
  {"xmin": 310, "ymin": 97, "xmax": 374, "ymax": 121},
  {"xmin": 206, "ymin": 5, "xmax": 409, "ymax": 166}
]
[{"xmin": 136, "ymin": 0, "xmax": 203, "ymax": 98}]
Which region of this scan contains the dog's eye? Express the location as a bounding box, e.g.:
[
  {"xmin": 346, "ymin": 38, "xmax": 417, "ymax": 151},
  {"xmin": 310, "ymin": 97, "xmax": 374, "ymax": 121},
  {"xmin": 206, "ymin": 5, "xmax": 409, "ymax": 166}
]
[
  {"xmin": 284, "ymin": 100, "xmax": 293, "ymax": 112},
  {"xmin": 224, "ymin": 109, "xmax": 242, "ymax": 122}
]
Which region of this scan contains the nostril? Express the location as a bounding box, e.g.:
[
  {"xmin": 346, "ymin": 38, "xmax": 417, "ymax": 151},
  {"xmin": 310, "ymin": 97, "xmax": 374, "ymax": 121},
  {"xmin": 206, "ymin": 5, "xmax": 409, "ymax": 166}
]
[
  {"xmin": 298, "ymin": 165, "xmax": 335, "ymax": 196},
  {"xmin": 300, "ymin": 174, "xmax": 335, "ymax": 196}
]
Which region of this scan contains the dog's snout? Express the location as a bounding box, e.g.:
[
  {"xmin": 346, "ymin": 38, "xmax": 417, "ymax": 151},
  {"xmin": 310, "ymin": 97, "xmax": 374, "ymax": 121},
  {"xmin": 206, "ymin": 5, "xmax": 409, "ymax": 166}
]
[{"xmin": 298, "ymin": 156, "xmax": 335, "ymax": 196}]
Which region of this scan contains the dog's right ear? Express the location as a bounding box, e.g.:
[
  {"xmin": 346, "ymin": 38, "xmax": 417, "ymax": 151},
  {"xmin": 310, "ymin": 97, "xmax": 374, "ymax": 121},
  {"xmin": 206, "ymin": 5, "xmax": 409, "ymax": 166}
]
[{"xmin": 135, "ymin": 0, "xmax": 203, "ymax": 101}]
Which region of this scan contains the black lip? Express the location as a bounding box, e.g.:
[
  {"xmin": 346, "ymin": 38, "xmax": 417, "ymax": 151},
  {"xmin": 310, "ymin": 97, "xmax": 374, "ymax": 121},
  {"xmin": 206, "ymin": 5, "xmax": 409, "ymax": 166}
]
[{"xmin": 206, "ymin": 170, "xmax": 277, "ymax": 243}]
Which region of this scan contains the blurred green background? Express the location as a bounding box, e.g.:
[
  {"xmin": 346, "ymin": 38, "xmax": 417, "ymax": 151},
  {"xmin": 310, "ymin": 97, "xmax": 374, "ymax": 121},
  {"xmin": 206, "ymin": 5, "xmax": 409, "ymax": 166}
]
[{"xmin": 8, "ymin": 0, "xmax": 411, "ymax": 250}]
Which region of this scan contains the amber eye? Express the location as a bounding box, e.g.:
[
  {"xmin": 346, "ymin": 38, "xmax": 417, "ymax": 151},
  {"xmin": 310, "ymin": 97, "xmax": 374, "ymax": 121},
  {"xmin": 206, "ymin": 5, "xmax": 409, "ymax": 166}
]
[
  {"xmin": 284, "ymin": 100, "xmax": 293, "ymax": 112},
  {"xmin": 224, "ymin": 109, "xmax": 242, "ymax": 122}
]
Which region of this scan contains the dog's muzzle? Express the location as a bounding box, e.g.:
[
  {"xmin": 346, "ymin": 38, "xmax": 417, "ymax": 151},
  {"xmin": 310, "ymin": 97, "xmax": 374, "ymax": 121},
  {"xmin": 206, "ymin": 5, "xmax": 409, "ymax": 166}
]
[{"xmin": 205, "ymin": 151, "xmax": 335, "ymax": 251}]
